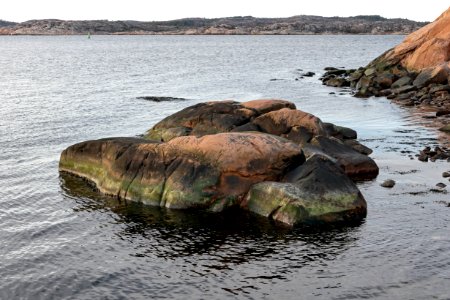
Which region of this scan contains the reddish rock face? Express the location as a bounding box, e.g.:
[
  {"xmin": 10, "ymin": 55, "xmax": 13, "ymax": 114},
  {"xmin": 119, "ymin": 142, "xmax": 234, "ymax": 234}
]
[
  {"xmin": 382, "ymin": 7, "xmax": 450, "ymax": 72},
  {"xmin": 146, "ymin": 99, "xmax": 296, "ymax": 142},
  {"xmin": 241, "ymin": 99, "xmax": 296, "ymax": 114},
  {"xmin": 253, "ymin": 108, "xmax": 327, "ymax": 144}
]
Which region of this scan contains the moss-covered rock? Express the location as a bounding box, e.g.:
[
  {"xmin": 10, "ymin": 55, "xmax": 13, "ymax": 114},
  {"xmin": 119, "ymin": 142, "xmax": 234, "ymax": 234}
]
[
  {"xmin": 60, "ymin": 133, "xmax": 305, "ymax": 212},
  {"xmin": 241, "ymin": 155, "xmax": 367, "ymax": 226}
]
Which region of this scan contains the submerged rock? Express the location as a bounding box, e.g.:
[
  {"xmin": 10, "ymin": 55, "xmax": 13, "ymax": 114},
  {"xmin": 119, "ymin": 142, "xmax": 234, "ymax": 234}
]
[
  {"xmin": 381, "ymin": 179, "xmax": 396, "ymax": 188},
  {"xmin": 136, "ymin": 96, "xmax": 186, "ymax": 102},
  {"xmin": 241, "ymin": 155, "xmax": 367, "ymax": 226}
]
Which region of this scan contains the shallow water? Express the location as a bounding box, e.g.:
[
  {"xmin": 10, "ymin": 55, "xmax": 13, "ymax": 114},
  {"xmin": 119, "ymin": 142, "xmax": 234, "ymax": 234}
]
[{"xmin": 0, "ymin": 35, "xmax": 449, "ymax": 299}]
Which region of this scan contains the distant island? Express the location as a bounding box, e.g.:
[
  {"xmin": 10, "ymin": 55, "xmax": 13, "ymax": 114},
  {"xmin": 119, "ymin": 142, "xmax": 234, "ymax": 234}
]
[{"xmin": 0, "ymin": 15, "xmax": 428, "ymax": 35}]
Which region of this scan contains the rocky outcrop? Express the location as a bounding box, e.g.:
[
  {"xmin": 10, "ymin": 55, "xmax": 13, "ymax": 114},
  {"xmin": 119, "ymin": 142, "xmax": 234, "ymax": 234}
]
[
  {"xmin": 0, "ymin": 15, "xmax": 427, "ymax": 35},
  {"xmin": 60, "ymin": 99, "xmax": 376, "ymax": 226},
  {"xmin": 145, "ymin": 100, "xmax": 378, "ymax": 180},
  {"xmin": 321, "ymin": 7, "xmax": 450, "ymax": 132}
]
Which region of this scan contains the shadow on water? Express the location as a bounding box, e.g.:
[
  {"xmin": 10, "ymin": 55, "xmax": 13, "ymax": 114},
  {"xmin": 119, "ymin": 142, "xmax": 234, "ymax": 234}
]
[{"xmin": 60, "ymin": 173, "xmax": 365, "ymax": 272}]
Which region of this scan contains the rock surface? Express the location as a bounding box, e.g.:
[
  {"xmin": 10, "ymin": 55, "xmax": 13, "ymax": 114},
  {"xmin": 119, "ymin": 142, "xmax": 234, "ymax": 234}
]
[
  {"xmin": 145, "ymin": 99, "xmax": 378, "ymax": 180},
  {"xmin": 241, "ymin": 155, "xmax": 367, "ymax": 226},
  {"xmin": 59, "ymin": 133, "xmax": 304, "ymax": 212}
]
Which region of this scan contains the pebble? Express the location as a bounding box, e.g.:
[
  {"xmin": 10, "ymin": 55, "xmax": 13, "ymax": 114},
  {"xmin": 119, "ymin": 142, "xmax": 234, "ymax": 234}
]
[
  {"xmin": 443, "ymin": 172, "xmax": 450, "ymax": 178},
  {"xmin": 436, "ymin": 182, "xmax": 447, "ymax": 188}
]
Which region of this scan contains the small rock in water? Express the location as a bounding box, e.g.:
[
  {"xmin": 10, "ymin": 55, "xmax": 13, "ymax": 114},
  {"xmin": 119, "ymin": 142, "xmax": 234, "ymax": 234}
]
[
  {"xmin": 302, "ymin": 71, "xmax": 315, "ymax": 77},
  {"xmin": 436, "ymin": 182, "xmax": 447, "ymax": 188},
  {"xmin": 136, "ymin": 96, "xmax": 186, "ymax": 102},
  {"xmin": 443, "ymin": 172, "xmax": 450, "ymax": 178},
  {"xmin": 381, "ymin": 179, "xmax": 396, "ymax": 188}
]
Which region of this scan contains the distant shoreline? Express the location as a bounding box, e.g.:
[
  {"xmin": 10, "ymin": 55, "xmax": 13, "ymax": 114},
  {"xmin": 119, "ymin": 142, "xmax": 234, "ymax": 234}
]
[{"xmin": 0, "ymin": 15, "xmax": 427, "ymax": 36}]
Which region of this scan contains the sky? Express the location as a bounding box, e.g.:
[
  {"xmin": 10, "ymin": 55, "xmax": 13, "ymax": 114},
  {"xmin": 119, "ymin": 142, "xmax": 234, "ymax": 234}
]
[{"xmin": 2, "ymin": 0, "xmax": 449, "ymax": 23}]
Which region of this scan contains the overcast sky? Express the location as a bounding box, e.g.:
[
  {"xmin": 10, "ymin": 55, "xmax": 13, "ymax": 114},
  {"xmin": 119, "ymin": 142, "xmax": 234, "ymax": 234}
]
[{"xmin": 2, "ymin": 1, "xmax": 449, "ymax": 22}]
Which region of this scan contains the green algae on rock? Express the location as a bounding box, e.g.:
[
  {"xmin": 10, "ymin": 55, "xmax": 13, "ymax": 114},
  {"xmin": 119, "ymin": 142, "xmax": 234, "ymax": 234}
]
[
  {"xmin": 241, "ymin": 155, "xmax": 367, "ymax": 226},
  {"xmin": 60, "ymin": 132, "xmax": 304, "ymax": 212}
]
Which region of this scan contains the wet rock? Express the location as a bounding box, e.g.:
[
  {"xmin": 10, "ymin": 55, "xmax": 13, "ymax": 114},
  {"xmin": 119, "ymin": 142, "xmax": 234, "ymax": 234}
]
[
  {"xmin": 364, "ymin": 68, "xmax": 376, "ymax": 76},
  {"xmin": 436, "ymin": 182, "xmax": 447, "ymax": 188},
  {"xmin": 230, "ymin": 122, "xmax": 260, "ymax": 132},
  {"xmin": 439, "ymin": 124, "xmax": 450, "ymax": 132},
  {"xmin": 136, "ymin": 96, "xmax": 186, "ymax": 102},
  {"xmin": 429, "ymin": 84, "xmax": 450, "ymax": 94},
  {"xmin": 392, "ymin": 85, "xmax": 417, "ymax": 95},
  {"xmin": 374, "ymin": 74, "xmax": 394, "ymax": 89},
  {"xmin": 323, "ymin": 123, "xmax": 357, "ymax": 140},
  {"xmin": 302, "ymin": 71, "xmax": 315, "ymax": 77},
  {"xmin": 380, "ymin": 179, "xmax": 396, "ymax": 188},
  {"xmin": 443, "ymin": 172, "xmax": 450, "ymax": 178},
  {"xmin": 343, "ymin": 139, "xmax": 373, "ymax": 155},
  {"xmin": 325, "ymin": 77, "xmax": 350, "ymax": 87},
  {"xmin": 59, "ymin": 133, "xmax": 305, "ymax": 212},
  {"xmin": 391, "ymin": 76, "xmax": 412, "ymax": 89},
  {"xmin": 413, "ymin": 64, "xmax": 450, "ymax": 88},
  {"xmin": 242, "ymin": 155, "xmax": 367, "ymax": 226},
  {"xmin": 310, "ymin": 136, "xmax": 379, "ymax": 180},
  {"xmin": 355, "ymin": 76, "xmax": 373, "ymax": 97},
  {"xmin": 326, "ymin": 69, "xmax": 347, "ymax": 76}
]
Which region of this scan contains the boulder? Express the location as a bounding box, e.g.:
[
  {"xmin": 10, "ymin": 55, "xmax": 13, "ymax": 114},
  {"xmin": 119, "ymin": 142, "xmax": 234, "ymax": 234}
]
[
  {"xmin": 241, "ymin": 99, "xmax": 296, "ymax": 114},
  {"xmin": 439, "ymin": 124, "xmax": 450, "ymax": 132},
  {"xmin": 325, "ymin": 77, "xmax": 350, "ymax": 87},
  {"xmin": 146, "ymin": 99, "xmax": 296, "ymax": 141},
  {"xmin": 241, "ymin": 155, "xmax": 367, "ymax": 226},
  {"xmin": 323, "ymin": 123, "xmax": 357, "ymax": 140},
  {"xmin": 253, "ymin": 108, "xmax": 327, "ymax": 144},
  {"xmin": 413, "ymin": 64, "xmax": 450, "ymax": 88},
  {"xmin": 391, "ymin": 76, "xmax": 412, "ymax": 89},
  {"xmin": 310, "ymin": 136, "xmax": 379, "ymax": 180},
  {"xmin": 59, "ymin": 133, "xmax": 305, "ymax": 212}
]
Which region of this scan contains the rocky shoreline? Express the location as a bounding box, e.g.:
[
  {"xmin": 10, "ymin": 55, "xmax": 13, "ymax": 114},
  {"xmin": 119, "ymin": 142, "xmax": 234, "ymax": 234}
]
[
  {"xmin": 60, "ymin": 99, "xmax": 378, "ymax": 227},
  {"xmin": 321, "ymin": 7, "xmax": 450, "ymax": 138},
  {"xmin": 0, "ymin": 15, "xmax": 427, "ymax": 35}
]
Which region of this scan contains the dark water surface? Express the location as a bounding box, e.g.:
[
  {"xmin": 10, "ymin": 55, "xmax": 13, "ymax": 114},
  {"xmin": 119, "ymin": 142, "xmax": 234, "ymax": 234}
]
[{"xmin": 0, "ymin": 35, "xmax": 449, "ymax": 299}]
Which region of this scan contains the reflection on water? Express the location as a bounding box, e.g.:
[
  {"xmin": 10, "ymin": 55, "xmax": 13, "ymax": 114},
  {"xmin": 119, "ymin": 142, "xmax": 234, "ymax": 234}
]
[{"xmin": 61, "ymin": 173, "xmax": 363, "ymax": 268}]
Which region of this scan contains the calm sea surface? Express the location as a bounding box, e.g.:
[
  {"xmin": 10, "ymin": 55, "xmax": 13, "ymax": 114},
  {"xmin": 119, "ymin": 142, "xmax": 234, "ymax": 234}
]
[{"xmin": 0, "ymin": 35, "xmax": 449, "ymax": 299}]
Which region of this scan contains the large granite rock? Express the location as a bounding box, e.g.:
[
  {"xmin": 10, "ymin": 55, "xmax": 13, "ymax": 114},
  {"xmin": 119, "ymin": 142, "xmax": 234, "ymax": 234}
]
[
  {"xmin": 59, "ymin": 133, "xmax": 304, "ymax": 212},
  {"xmin": 241, "ymin": 155, "xmax": 367, "ymax": 226},
  {"xmin": 60, "ymin": 99, "xmax": 379, "ymax": 226}
]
